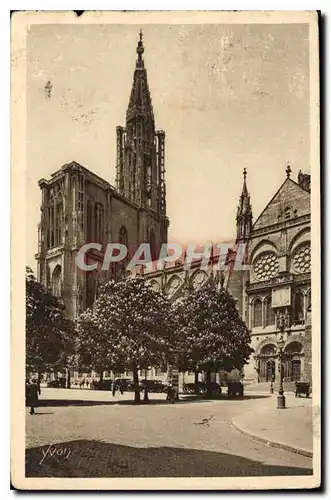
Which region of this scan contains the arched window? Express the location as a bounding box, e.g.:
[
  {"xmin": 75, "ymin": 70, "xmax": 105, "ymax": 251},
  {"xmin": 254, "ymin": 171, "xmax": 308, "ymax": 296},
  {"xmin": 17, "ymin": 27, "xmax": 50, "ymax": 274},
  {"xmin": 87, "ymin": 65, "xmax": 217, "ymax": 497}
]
[
  {"xmin": 48, "ymin": 196, "xmax": 55, "ymax": 248},
  {"xmin": 264, "ymin": 296, "xmax": 275, "ymax": 327},
  {"xmin": 149, "ymin": 229, "xmax": 157, "ymax": 261},
  {"xmin": 95, "ymin": 203, "xmax": 104, "ymax": 244},
  {"xmin": 86, "ymin": 272, "xmax": 96, "ymax": 309},
  {"xmin": 293, "ymin": 291, "xmax": 304, "ymax": 324},
  {"xmin": 52, "ymin": 265, "xmax": 62, "ymax": 298},
  {"xmin": 119, "ymin": 226, "xmax": 128, "ymax": 249},
  {"xmin": 55, "ymin": 197, "xmax": 63, "ymax": 246},
  {"xmin": 119, "ymin": 226, "xmax": 129, "ymax": 277},
  {"xmin": 253, "ymin": 298, "xmax": 263, "ymax": 328},
  {"xmin": 87, "ymin": 200, "xmax": 93, "ymax": 242}
]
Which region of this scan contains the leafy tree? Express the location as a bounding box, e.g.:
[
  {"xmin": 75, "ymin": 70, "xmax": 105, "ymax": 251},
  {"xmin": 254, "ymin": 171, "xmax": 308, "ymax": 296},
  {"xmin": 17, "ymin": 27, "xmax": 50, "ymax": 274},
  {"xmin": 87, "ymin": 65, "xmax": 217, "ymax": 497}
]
[
  {"xmin": 76, "ymin": 276, "xmax": 173, "ymax": 403},
  {"xmin": 74, "ymin": 307, "xmax": 114, "ymax": 383},
  {"xmin": 174, "ymin": 282, "xmax": 253, "ymax": 388},
  {"xmin": 25, "ymin": 267, "xmax": 74, "ymax": 384}
]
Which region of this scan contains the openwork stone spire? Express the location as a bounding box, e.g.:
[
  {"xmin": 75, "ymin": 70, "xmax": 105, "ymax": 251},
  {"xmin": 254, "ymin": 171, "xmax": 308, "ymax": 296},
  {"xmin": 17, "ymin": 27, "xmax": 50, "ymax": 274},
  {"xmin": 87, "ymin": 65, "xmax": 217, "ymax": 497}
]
[{"xmin": 236, "ymin": 168, "xmax": 253, "ymax": 242}]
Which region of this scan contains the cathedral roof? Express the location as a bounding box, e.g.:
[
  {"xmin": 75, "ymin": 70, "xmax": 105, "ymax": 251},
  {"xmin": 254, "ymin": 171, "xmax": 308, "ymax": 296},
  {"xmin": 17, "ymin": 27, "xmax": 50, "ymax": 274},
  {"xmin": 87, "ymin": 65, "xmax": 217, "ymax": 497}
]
[{"xmin": 253, "ymin": 166, "xmax": 311, "ymax": 231}]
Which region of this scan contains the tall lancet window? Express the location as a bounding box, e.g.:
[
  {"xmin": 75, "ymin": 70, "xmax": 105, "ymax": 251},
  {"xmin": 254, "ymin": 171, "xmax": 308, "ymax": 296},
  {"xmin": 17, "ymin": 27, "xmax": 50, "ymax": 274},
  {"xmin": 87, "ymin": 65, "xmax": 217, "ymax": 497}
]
[
  {"xmin": 253, "ymin": 298, "xmax": 263, "ymax": 328},
  {"xmin": 54, "ymin": 196, "xmax": 63, "ymax": 247},
  {"xmin": 95, "ymin": 203, "xmax": 104, "ymax": 244}
]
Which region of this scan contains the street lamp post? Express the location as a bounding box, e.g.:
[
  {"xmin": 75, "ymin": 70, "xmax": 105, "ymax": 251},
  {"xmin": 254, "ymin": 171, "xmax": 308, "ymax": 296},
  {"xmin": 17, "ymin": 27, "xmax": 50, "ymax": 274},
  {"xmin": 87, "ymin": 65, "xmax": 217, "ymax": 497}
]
[{"xmin": 276, "ymin": 313, "xmax": 286, "ymax": 409}]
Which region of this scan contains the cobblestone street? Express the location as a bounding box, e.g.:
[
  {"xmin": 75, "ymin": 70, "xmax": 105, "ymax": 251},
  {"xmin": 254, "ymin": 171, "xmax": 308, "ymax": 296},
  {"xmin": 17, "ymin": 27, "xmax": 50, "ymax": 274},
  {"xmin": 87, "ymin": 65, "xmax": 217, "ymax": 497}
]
[{"xmin": 25, "ymin": 389, "xmax": 313, "ymax": 477}]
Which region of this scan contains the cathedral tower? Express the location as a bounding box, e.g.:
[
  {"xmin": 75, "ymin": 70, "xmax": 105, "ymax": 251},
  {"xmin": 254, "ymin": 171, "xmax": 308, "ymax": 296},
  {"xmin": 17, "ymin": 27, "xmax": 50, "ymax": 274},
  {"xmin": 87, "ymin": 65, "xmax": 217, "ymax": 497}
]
[{"xmin": 116, "ymin": 32, "xmax": 168, "ymax": 253}]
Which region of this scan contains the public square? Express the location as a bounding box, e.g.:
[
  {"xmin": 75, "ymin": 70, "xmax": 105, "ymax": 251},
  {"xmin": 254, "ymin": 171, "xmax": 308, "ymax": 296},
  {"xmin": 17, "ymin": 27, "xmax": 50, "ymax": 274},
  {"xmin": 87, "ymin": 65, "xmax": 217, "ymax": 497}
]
[{"xmin": 25, "ymin": 387, "xmax": 314, "ymax": 478}]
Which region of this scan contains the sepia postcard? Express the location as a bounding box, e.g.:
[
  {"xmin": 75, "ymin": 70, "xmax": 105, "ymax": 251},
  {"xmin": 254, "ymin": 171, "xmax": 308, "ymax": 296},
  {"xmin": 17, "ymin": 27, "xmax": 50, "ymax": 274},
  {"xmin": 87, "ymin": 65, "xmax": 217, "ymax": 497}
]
[{"xmin": 11, "ymin": 10, "xmax": 321, "ymax": 490}]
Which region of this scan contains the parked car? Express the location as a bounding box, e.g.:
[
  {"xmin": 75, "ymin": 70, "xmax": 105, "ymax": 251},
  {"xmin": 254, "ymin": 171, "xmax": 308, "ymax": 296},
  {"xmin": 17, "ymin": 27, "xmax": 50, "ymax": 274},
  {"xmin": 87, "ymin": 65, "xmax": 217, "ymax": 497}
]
[
  {"xmin": 227, "ymin": 381, "xmax": 244, "ymax": 397},
  {"xmin": 139, "ymin": 379, "xmax": 167, "ymax": 393},
  {"xmin": 115, "ymin": 378, "xmax": 133, "ymax": 391},
  {"xmin": 183, "ymin": 382, "xmax": 222, "ymax": 395},
  {"xmin": 91, "ymin": 379, "xmax": 113, "ymax": 391},
  {"xmin": 47, "ymin": 378, "xmax": 66, "ymax": 388},
  {"xmin": 295, "ymin": 381, "xmax": 311, "ymax": 398}
]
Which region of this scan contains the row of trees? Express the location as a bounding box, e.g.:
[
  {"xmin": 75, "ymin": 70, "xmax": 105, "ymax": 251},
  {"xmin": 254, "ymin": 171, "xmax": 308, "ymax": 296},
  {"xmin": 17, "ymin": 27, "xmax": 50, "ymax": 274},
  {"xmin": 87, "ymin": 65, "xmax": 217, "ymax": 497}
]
[{"xmin": 26, "ymin": 267, "xmax": 253, "ymax": 403}]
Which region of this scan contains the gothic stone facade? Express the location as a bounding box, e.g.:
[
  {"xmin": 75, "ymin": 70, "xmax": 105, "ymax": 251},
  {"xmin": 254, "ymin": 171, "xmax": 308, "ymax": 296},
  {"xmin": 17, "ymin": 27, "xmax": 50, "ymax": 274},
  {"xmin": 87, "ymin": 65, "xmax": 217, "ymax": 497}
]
[
  {"xmin": 35, "ymin": 34, "xmax": 169, "ymax": 319},
  {"xmin": 35, "ymin": 34, "xmax": 311, "ymax": 384},
  {"xmin": 143, "ymin": 168, "xmax": 311, "ymax": 385}
]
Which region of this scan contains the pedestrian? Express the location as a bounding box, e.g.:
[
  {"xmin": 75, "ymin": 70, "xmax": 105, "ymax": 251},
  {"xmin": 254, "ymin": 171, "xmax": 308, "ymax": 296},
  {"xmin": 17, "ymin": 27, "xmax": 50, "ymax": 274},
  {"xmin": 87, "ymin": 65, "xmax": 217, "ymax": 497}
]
[
  {"xmin": 27, "ymin": 379, "xmax": 41, "ymax": 415},
  {"xmin": 166, "ymin": 384, "xmax": 175, "ymax": 404}
]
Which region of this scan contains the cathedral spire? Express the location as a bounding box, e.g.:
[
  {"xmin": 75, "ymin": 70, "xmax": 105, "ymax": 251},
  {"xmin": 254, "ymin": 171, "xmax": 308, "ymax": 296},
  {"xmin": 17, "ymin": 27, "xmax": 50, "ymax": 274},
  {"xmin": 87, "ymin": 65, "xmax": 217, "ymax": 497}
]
[
  {"xmin": 236, "ymin": 168, "xmax": 253, "ymax": 242},
  {"xmin": 115, "ymin": 32, "xmax": 167, "ymax": 234},
  {"xmin": 136, "ymin": 30, "xmax": 144, "ymax": 67},
  {"xmin": 126, "ymin": 31, "xmax": 154, "ymax": 123}
]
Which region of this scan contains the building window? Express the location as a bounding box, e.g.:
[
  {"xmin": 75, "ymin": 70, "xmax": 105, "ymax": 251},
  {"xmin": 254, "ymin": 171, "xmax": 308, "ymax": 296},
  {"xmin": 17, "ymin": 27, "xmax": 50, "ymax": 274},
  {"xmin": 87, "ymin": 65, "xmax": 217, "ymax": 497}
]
[
  {"xmin": 264, "ymin": 296, "xmax": 275, "ymax": 327},
  {"xmin": 87, "ymin": 200, "xmax": 93, "ymax": 242},
  {"xmin": 285, "ymin": 206, "xmax": 291, "ymax": 220},
  {"xmin": 119, "ymin": 226, "xmax": 129, "ymax": 270},
  {"xmin": 253, "ymin": 252, "xmax": 279, "ymax": 281},
  {"xmin": 149, "ymin": 229, "xmax": 156, "ymax": 261},
  {"xmin": 52, "ymin": 265, "xmax": 62, "ymax": 297},
  {"xmin": 292, "ymin": 243, "xmax": 311, "ymax": 274},
  {"xmin": 307, "ymin": 289, "xmax": 311, "ymax": 311},
  {"xmin": 95, "ymin": 203, "xmax": 104, "ymax": 244},
  {"xmin": 293, "ymin": 292, "xmax": 304, "ymax": 324},
  {"xmin": 253, "ymin": 299, "xmax": 263, "ymax": 328},
  {"xmin": 55, "ymin": 198, "xmax": 63, "ymax": 246},
  {"xmin": 78, "ymin": 175, "xmax": 84, "ymax": 231}
]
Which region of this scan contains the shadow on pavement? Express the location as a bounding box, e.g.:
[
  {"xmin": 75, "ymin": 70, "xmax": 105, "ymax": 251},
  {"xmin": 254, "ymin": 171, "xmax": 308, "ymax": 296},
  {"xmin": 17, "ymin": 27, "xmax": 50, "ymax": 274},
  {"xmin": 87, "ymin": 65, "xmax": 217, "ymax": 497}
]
[
  {"xmin": 35, "ymin": 394, "xmax": 269, "ymax": 408},
  {"xmin": 26, "ymin": 439, "xmax": 313, "ymax": 478}
]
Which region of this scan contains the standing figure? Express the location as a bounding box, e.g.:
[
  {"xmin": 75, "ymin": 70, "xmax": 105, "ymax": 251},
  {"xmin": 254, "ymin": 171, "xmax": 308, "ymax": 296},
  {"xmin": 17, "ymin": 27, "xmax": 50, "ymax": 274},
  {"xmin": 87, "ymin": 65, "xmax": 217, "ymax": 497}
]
[
  {"xmin": 166, "ymin": 384, "xmax": 175, "ymax": 404},
  {"xmin": 27, "ymin": 379, "xmax": 41, "ymax": 415}
]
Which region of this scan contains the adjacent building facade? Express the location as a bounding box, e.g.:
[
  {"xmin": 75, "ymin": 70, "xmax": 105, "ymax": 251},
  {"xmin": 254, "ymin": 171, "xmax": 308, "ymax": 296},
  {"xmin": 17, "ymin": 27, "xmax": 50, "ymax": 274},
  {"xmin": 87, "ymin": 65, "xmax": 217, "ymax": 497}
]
[{"xmin": 35, "ymin": 33, "xmax": 312, "ymax": 385}]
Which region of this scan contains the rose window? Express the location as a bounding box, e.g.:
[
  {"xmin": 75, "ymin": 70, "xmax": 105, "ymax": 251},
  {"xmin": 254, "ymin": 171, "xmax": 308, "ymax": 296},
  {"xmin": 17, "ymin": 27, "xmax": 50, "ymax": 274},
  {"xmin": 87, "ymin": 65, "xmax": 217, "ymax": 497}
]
[
  {"xmin": 253, "ymin": 253, "xmax": 278, "ymax": 281},
  {"xmin": 292, "ymin": 244, "xmax": 311, "ymax": 273}
]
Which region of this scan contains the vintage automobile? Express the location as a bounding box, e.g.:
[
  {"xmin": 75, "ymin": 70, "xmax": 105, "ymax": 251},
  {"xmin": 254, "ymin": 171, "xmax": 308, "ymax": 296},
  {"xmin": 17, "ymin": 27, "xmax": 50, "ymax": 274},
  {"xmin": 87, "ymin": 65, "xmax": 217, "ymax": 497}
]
[
  {"xmin": 46, "ymin": 378, "xmax": 66, "ymax": 388},
  {"xmin": 182, "ymin": 382, "xmax": 222, "ymax": 395},
  {"xmin": 295, "ymin": 381, "xmax": 311, "ymax": 398},
  {"xmin": 227, "ymin": 381, "xmax": 244, "ymax": 397},
  {"xmin": 139, "ymin": 379, "xmax": 167, "ymax": 393}
]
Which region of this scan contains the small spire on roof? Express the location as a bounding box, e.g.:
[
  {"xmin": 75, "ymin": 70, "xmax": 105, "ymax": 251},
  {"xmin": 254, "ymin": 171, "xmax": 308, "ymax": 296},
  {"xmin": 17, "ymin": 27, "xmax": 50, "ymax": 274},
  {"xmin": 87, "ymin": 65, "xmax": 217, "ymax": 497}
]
[
  {"xmin": 286, "ymin": 164, "xmax": 292, "ymax": 178},
  {"xmin": 136, "ymin": 30, "xmax": 144, "ymax": 64}
]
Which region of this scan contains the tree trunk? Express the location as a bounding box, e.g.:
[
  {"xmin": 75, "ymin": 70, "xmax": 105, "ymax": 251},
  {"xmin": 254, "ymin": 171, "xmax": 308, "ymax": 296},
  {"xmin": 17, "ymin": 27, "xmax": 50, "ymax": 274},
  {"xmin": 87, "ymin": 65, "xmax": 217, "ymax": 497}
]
[
  {"xmin": 205, "ymin": 371, "xmax": 212, "ymax": 395},
  {"xmin": 66, "ymin": 368, "xmax": 71, "ymax": 389},
  {"xmin": 133, "ymin": 368, "xmax": 140, "ymax": 404},
  {"xmin": 194, "ymin": 372, "xmax": 199, "ymax": 385},
  {"xmin": 37, "ymin": 370, "xmax": 42, "ymax": 391},
  {"xmin": 99, "ymin": 370, "xmax": 103, "ymax": 382}
]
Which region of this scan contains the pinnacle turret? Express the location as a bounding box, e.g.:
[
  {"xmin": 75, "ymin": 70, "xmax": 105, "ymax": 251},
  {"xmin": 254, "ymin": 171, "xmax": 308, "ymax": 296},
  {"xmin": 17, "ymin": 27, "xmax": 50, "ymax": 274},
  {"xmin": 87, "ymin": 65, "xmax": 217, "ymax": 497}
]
[{"xmin": 236, "ymin": 168, "xmax": 253, "ymax": 242}]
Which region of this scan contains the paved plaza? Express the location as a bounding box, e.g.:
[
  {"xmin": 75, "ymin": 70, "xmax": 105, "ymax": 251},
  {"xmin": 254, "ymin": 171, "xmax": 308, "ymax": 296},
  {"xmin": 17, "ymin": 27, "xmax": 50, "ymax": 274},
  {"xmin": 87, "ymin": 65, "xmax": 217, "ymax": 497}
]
[{"xmin": 25, "ymin": 388, "xmax": 313, "ymax": 478}]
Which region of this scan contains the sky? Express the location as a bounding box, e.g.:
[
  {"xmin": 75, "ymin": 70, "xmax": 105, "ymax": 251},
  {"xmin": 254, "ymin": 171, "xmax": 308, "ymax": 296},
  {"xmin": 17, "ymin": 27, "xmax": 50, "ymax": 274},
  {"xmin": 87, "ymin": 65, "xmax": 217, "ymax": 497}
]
[{"xmin": 26, "ymin": 22, "xmax": 310, "ymax": 271}]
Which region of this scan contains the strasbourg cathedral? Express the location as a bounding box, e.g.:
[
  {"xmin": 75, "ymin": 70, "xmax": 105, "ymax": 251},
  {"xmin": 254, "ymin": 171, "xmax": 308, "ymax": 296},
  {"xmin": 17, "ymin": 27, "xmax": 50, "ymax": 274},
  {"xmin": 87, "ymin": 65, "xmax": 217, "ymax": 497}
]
[{"xmin": 35, "ymin": 33, "xmax": 312, "ymax": 385}]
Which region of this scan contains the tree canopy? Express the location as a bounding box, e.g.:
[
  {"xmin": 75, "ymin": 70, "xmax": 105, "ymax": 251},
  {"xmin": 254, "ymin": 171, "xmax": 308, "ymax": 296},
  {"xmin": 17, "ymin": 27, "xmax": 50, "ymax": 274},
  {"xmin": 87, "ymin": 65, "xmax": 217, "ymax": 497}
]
[
  {"xmin": 25, "ymin": 267, "xmax": 74, "ymax": 375},
  {"xmin": 174, "ymin": 282, "xmax": 253, "ymax": 376},
  {"xmin": 75, "ymin": 276, "xmax": 174, "ymax": 402}
]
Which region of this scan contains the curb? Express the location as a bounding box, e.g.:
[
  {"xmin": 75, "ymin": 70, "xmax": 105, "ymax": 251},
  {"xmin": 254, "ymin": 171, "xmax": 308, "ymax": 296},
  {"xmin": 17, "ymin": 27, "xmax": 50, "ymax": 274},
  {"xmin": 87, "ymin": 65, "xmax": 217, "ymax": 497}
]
[{"xmin": 231, "ymin": 419, "xmax": 313, "ymax": 458}]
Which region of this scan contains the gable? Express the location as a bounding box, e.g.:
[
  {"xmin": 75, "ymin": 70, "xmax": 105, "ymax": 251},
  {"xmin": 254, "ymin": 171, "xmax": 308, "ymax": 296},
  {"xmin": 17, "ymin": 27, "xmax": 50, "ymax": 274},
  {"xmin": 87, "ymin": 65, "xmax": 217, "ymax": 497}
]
[{"xmin": 253, "ymin": 178, "xmax": 310, "ymax": 230}]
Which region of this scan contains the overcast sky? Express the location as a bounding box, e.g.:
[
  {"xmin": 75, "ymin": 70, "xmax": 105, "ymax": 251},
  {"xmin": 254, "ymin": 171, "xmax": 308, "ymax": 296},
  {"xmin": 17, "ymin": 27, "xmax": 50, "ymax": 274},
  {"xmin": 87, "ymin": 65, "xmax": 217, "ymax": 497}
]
[{"xmin": 26, "ymin": 22, "xmax": 309, "ymax": 271}]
